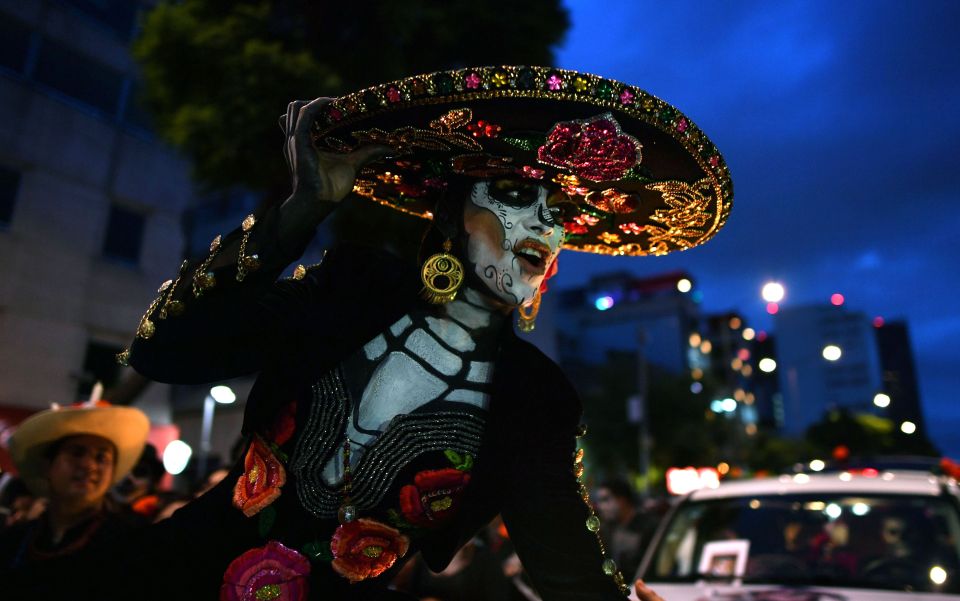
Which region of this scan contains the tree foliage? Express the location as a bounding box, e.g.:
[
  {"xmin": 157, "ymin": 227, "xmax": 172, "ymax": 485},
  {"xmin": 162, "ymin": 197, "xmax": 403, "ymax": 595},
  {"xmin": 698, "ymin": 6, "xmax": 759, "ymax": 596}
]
[
  {"xmin": 576, "ymin": 351, "xmax": 733, "ymax": 489},
  {"xmin": 132, "ymin": 0, "xmax": 570, "ymax": 195},
  {"xmin": 805, "ymin": 408, "xmax": 939, "ymax": 458}
]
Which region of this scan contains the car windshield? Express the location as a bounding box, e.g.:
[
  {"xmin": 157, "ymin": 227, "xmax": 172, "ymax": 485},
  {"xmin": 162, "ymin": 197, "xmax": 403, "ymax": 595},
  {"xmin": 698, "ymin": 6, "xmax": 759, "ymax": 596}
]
[{"xmin": 647, "ymin": 493, "xmax": 960, "ymax": 593}]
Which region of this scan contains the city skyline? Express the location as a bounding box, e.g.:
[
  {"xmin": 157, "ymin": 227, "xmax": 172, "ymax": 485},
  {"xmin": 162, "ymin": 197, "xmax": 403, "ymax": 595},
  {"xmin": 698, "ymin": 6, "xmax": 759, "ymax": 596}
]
[{"xmin": 551, "ymin": 0, "xmax": 960, "ymax": 457}]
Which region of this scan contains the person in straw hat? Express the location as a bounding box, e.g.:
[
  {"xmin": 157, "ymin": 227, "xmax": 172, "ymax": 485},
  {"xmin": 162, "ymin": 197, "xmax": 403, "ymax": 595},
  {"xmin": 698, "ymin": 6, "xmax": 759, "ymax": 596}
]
[
  {"xmin": 104, "ymin": 65, "xmax": 730, "ymax": 600},
  {"xmin": 0, "ymin": 388, "xmax": 150, "ymax": 584}
]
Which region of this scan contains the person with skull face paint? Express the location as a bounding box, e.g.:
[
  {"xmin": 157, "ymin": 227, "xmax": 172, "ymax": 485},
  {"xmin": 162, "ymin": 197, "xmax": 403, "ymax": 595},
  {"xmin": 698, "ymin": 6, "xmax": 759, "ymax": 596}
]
[{"xmin": 90, "ymin": 67, "xmax": 732, "ymax": 601}]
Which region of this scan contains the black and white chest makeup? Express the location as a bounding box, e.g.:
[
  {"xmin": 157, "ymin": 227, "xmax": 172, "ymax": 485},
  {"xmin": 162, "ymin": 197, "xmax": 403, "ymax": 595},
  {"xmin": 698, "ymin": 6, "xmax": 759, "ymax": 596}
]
[{"xmin": 319, "ymin": 289, "xmax": 502, "ymax": 486}]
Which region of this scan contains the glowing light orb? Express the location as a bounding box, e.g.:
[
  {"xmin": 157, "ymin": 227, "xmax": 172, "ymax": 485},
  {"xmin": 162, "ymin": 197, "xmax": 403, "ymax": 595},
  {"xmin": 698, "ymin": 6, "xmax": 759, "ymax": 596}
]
[
  {"xmin": 210, "ymin": 385, "xmax": 236, "ymax": 404},
  {"xmin": 930, "ymin": 566, "xmax": 948, "ymax": 585},
  {"xmin": 761, "ymin": 282, "xmax": 785, "ymax": 303},
  {"xmin": 822, "ymin": 345, "xmax": 842, "ymax": 361},
  {"xmin": 594, "ymin": 296, "xmax": 614, "ymax": 311},
  {"xmin": 163, "ymin": 440, "xmax": 193, "ymax": 475}
]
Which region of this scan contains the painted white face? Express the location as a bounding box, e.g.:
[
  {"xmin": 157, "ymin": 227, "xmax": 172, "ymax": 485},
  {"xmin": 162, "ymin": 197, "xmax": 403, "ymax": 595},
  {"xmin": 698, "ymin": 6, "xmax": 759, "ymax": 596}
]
[{"xmin": 462, "ymin": 179, "xmax": 566, "ymax": 307}]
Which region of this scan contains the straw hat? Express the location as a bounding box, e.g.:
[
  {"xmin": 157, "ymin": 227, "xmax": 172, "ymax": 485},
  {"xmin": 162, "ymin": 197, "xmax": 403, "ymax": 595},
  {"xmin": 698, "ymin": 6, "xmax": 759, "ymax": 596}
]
[{"xmin": 9, "ymin": 400, "xmax": 150, "ymax": 496}]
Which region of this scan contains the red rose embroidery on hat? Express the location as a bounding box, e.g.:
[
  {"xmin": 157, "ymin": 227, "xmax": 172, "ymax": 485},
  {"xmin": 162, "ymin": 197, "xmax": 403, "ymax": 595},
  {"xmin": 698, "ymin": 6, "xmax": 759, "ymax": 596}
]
[
  {"xmin": 537, "ymin": 114, "xmax": 642, "ymax": 182},
  {"xmin": 220, "ymin": 541, "xmax": 310, "ymax": 601},
  {"xmin": 330, "ymin": 518, "xmax": 410, "ymax": 582},
  {"xmin": 398, "ymin": 468, "xmax": 471, "ymax": 527},
  {"xmin": 233, "ymin": 437, "xmax": 286, "ymax": 517}
]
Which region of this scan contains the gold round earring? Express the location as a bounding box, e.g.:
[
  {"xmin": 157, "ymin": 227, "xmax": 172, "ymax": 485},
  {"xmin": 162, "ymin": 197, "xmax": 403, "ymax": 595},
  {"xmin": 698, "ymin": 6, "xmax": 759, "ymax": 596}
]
[
  {"xmin": 517, "ymin": 288, "xmax": 542, "ymax": 333},
  {"xmin": 420, "ymin": 239, "xmax": 464, "ymax": 304}
]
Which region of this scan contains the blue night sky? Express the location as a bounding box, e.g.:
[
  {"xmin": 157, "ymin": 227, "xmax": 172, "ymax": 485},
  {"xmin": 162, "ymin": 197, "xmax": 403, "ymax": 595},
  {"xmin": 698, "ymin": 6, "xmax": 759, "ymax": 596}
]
[{"xmin": 551, "ymin": 1, "xmax": 960, "ymax": 455}]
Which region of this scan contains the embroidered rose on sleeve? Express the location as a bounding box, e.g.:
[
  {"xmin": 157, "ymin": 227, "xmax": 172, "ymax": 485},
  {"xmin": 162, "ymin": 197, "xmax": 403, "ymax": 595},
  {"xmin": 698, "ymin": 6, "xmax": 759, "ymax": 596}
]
[
  {"xmin": 330, "ymin": 518, "xmax": 410, "ymax": 582},
  {"xmin": 232, "ymin": 436, "xmax": 286, "ymax": 517},
  {"xmin": 220, "ymin": 541, "xmax": 310, "ymax": 601}
]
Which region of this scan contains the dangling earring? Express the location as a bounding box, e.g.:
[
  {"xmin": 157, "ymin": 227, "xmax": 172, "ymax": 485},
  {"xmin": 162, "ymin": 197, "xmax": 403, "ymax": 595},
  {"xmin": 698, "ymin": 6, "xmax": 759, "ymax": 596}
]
[
  {"xmin": 517, "ymin": 288, "xmax": 542, "ymax": 333},
  {"xmin": 420, "ymin": 239, "xmax": 464, "ymax": 304}
]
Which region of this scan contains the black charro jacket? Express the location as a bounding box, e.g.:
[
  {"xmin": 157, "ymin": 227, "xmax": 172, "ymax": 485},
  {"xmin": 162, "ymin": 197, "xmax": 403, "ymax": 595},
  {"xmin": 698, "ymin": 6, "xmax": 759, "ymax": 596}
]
[{"xmin": 105, "ymin": 207, "xmax": 625, "ymax": 601}]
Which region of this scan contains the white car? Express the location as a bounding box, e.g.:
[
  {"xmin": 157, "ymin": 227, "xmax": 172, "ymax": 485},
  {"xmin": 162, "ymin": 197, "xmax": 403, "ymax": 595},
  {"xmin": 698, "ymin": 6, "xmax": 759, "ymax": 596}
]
[{"xmin": 634, "ymin": 468, "xmax": 960, "ymax": 600}]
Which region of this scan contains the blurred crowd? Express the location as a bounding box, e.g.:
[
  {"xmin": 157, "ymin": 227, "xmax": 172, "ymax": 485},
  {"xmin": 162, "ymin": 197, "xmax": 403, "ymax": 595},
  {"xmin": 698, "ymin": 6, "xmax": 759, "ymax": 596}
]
[{"xmin": 0, "ymin": 400, "xmax": 667, "ymax": 600}]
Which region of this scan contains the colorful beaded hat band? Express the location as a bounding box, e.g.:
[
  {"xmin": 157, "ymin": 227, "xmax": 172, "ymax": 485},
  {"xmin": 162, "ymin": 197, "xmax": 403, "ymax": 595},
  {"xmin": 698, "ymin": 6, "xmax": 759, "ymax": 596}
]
[{"xmin": 311, "ymin": 65, "xmax": 733, "ymax": 257}]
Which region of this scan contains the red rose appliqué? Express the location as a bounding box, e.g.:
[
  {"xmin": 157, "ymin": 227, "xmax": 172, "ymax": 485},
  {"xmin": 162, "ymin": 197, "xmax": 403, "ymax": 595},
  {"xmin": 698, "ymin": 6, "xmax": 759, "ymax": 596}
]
[
  {"xmin": 537, "ymin": 114, "xmax": 642, "ymax": 182},
  {"xmin": 330, "ymin": 518, "xmax": 410, "ymax": 582},
  {"xmin": 232, "ymin": 436, "xmax": 286, "ymax": 517},
  {"xmin": 220, "ymin": 541, "xmax": 310, "ymax": 601},
  {"xmin": 398, "ymin": 468, "xmax": 471, "ymax": 527}
]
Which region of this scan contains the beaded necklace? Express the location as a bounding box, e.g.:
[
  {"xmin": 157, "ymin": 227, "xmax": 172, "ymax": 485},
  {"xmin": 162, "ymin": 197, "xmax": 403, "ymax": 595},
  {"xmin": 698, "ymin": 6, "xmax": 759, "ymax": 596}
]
[{"xmin": 336, "ymin": 438, "xmax": 357, "ymax": 525}]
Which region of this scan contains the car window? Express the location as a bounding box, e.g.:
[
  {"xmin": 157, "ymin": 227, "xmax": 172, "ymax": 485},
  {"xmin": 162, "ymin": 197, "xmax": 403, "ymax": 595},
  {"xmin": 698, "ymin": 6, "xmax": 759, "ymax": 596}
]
[{"xmin": 647, "ymin": 493, "xmax": 960, "ymax": 593}]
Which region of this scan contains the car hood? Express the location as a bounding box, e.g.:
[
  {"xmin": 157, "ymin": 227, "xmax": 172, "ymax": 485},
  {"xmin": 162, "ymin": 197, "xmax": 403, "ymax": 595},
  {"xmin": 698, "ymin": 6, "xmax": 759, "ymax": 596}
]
[{"xmin": 631, "ymin": 583, "xmax": 959, "ymax": 601}]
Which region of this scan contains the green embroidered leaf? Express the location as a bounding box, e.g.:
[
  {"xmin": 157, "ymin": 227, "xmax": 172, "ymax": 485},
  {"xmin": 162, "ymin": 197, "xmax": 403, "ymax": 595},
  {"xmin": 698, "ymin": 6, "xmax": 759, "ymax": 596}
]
[
  {"xmin": 618, "ymin": 165, "xmax": 654, "ymax": 182},
  {"xmin": 457, "ymin": 454, "xmax": 474, "ymax": 471},
  {"xmin": 257, "ymin": 505, "xmax": 277, "ymax": 538},
  {"xmin": 268, "ymin": 443, "xmax": 289, "ymax": 463},
  {"xmin": 302, "ymin": 540, "xmax": 333, "ymax": 562},
  {"xmin": 444, "ymin": 449, "xmax": 463, "ymax": 466},
  {"xmin": 386, "ymin": 509, "xmax": 407, "ymax": 528},
  {"xmin": 424, "ymin": 159, "xmax": 448, "ymax": 176},
  {"xmin": 502, "ymin": 135, "xmax": 545, "ymax": 151}
]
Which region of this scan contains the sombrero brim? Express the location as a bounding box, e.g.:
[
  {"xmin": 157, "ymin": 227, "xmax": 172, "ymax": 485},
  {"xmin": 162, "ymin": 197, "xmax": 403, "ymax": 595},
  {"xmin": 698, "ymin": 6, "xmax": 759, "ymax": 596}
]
[
  {"xmin": 311, "ymin": 65, "xmax": 733, "ymax": 257},
  {"xmin": 9, "ymin": 405, "xmax": 150, "ymax": 496}
]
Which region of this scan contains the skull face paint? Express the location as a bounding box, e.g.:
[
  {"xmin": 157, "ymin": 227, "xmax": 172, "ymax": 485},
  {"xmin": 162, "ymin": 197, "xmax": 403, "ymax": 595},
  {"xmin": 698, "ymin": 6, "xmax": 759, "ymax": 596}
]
[{"xmin": 462, "ymin": 179, "xmax": 566, "ymax": 307}]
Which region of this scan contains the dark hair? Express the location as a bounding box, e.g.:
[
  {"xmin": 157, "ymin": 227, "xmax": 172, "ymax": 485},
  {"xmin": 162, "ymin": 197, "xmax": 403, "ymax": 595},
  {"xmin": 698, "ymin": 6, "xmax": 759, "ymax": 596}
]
[
  {"xmin": 0, "ymin": 477, "xmax": 32, "ymax": 506},
  {"xmin": 130, "ymin": 443, "xmax": 164, "ymax": 481},
  {"xmin": 418, "ymin": 174, "xmax": 475, "ymax": 265}
]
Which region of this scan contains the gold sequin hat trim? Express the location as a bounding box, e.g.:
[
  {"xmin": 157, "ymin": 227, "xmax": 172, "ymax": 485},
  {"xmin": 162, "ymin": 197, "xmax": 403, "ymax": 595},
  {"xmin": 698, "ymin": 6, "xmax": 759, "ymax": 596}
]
[{"xmin": 312, "ymin": 65, "xmax": 733, "ymax": 257}]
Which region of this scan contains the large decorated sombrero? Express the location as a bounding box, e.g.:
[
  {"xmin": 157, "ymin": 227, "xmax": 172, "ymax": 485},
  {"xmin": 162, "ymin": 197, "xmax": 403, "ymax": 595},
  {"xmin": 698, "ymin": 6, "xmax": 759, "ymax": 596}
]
[{"xmin": 311, "ymin": 65, "xmax": 732, "ymax": 257}]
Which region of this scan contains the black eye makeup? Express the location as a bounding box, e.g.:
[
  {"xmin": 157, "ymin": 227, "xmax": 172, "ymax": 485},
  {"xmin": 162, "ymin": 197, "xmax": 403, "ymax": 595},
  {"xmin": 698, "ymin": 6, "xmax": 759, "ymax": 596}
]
[
  {"xmin": 489, "ymin": 179, "xmax": 542, "ymax": 208},
  {"xmin": 546, "ymin": 190, "xmax": 578, "ymax": 222}
]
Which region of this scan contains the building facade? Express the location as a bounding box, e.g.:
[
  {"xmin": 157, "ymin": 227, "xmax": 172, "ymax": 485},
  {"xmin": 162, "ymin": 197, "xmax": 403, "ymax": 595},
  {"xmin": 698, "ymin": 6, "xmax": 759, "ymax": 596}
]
[
  {"xmin": 0, "ymin": 1, "xmax": 193, "ymax": 435},
  {"xmin": 773, "ymin": 304, "xmax": 884, "ymax": 436},
  {"xmin": 874, "ymin": 319, "xmax": 926, "ymax": 434}
]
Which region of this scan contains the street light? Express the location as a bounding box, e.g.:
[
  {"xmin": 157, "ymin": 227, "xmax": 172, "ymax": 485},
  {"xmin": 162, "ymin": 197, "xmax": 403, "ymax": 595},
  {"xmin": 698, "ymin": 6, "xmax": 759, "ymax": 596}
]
[
  {"xmin": 822, "ymin": 345, "xmax": 842, "ymax": 361},
  {"xmin": 901, "ymin": 421, "xmax": 917, "ymax": 435},
  {"xmin": 758, "ymin": 358, "xmax": 777, "ymax": 373},
  {"xmin": 761, "ymin": 282, "xmax": 785, "ymax": 303},
  {"xmin": 198, "ymin": 385, "xmax": 236, "ymax": 479},
  {"xmin": 163, "ymin": 440, "xmax": 192, "ymax": 475},
  {"xmin": 210, "ymin": 385, "xmax": 236, "ymax": 404},
  {"xmin": 873, "ymin": 393, "xmax": 891, "ymax": 408}
]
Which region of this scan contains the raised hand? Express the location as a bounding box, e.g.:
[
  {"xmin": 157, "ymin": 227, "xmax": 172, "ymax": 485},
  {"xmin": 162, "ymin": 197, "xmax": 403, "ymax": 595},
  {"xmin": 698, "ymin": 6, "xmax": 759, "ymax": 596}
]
[{"xmin": 279, "ymin": 98, "xmax": 390, "ymax": 205}]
